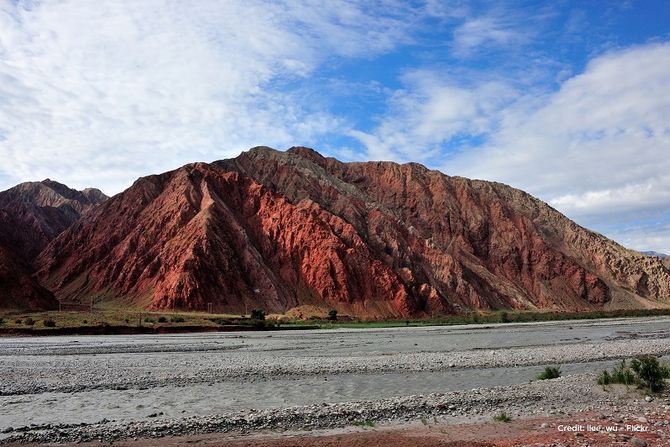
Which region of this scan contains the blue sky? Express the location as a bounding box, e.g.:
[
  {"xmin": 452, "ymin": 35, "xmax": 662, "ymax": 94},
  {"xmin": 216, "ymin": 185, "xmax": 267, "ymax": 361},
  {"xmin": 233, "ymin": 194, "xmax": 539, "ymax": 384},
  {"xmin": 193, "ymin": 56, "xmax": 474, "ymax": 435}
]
[{"xmin": 0, "ymin": 0, "xmax": 669, "ymax": 253}]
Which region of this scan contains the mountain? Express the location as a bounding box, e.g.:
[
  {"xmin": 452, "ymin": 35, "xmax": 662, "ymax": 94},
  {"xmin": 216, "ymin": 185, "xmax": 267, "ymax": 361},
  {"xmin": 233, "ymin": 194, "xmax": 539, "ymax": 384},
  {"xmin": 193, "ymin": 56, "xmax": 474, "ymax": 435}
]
[
  {"xmin": 0, "ymin": 180, "xmax": 107, "ymax": 310},
  {"xmin": 35, "ymin": 147, "xmax": 670, "ymax": 317},
  {"xmin": 0, "ymin": 244, "xmax": 57, "ymax": 310},
  {"xmin": 0, "ymin": 179, "xmax": 108, "ymax": 262},
  {"xmin": 642, "ymin": 251, "xmax": 668, "ymax": 259}
]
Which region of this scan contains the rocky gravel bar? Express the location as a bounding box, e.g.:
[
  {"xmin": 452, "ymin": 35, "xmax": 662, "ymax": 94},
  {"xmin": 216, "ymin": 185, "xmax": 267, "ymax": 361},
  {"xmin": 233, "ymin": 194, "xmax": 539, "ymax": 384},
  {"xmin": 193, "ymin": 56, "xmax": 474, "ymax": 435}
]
[
  {"xmin": 2, "ymin": 317, "xmax": 670, "ymax": 444},
  {"xmin": 3, "ymin": 374, "xmax": 670, "ymax": 444}
]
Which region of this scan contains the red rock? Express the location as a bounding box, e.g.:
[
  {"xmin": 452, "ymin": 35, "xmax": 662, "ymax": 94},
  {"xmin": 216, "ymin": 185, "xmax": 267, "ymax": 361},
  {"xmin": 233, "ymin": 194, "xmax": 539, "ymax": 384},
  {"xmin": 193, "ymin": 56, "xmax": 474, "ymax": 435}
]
[
  {"xmin": 0, "ymin": 180, "xmax": 107, "ymax": 309},
  {"xmin": 0, "ymin": 244, "xmax": 57, "ymax": 310},
  {"xmin": 0, "ymin": 179, "xmax": 108, "ymax": 262},
  {"xmin": 33, "ymin": 147, "xmax": 670, "ymax": 317}
]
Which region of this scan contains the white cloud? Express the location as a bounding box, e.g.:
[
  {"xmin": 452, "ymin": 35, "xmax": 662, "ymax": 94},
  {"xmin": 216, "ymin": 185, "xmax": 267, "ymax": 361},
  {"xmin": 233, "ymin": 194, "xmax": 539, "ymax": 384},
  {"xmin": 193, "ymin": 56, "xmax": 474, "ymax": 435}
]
[
  {"xmin": 0, "ymin": 0, "xmax": 417, "ymax": 194},
  {"xmin": 448, "ymin": 42, "xmax": 670, "ymax": 224},
  {"xmin": 452, "ymin": 15, "xmax": 526, "ymax": 57},
  {"xmin": 354, "ymin": 41, "xmax": 670, "ymax": 250},
  {"xmin": 349, "ymin": 70, "xmax": 519, "ymax": 162}
]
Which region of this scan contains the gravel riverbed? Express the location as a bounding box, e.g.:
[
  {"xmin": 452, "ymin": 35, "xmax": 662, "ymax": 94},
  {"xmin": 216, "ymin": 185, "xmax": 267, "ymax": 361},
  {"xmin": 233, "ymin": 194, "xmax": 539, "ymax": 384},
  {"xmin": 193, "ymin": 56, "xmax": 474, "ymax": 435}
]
[{"xmin": 1, "ymin": 317, "xmax": 669, "ymax": 444}]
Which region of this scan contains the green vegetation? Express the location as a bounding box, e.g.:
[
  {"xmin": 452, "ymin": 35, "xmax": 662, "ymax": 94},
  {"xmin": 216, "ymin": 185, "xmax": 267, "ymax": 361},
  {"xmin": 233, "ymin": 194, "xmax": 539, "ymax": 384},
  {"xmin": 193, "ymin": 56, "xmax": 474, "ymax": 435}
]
[
  {"xmin": 42, "ymin": 319, "xmax": 56, "ymax": 328},
  {"xmin": 3, "ymin": 304, "xmax": 670, "ymax": 334},
  {"xmin": 0, "ymin": 317, "xmax": 3, "ymax": 326},
  {"xmin": 352, "ymin": 419, "xmax": 375, "ymax": 428},
  {"xmin": 493, "ymin": 411, "xmax": 512, "ymax": 422},
  {"xmin": 597, "ymin": 356, "xmax": 670, "ymax": 392},
  {"xmin": 250, "ymin": 309, "xmax": 266, "ymax": 321},
  {"xmin": 157, "ymin": 316, "xmax": 167, "ymax": 323},
  {"xmin": 536, "ymin": 366, "xmax": 561, "ymax": 380}
]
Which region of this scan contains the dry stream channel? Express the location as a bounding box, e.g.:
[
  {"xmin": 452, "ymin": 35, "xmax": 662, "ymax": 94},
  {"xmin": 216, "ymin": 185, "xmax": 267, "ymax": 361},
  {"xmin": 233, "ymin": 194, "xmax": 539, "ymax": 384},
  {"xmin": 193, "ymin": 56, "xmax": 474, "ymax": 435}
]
[{"xmin": 1, "ymin": 317, "xmax": 670, "ymax": 439}]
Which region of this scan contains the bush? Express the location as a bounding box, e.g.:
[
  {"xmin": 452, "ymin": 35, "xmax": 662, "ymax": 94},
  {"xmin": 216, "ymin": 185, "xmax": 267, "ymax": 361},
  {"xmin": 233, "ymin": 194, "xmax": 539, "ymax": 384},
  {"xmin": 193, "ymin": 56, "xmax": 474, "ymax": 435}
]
[
  {"xmin": 597, "ymin": 356, "xmax": 668, "ymax": 392},
  {"xmin": 170, "ymin": 315, "xmax": 185, "ymax": 323},
  {"xmin": 328, "ymin": 309, "xmax": 338, "ymax": 321},
  {"xmin": 24, "ymin": 317, "xmax": 35, "ymax": 326},
  {"xmin": 144, "ymin": 317, "xmax": 154, "ymax": 323},
  {"xmin": 0, "ymin": 318, "xmax": 4, "ymax": 326},
  {"xmin": 493, "ymin": 411, "xmax": 512, "ymax": 422},
  {"xmin": 250, "ymin": 309, "xmax": 266, "ymax": 321},
  {"xmin": 499, "ymin": 311, "xmax": 510, "ymax": 323},
  {"xmin": 631, "ymin": 355, "xmax": 666, "ymax": 392},
  {"xmin": 597, "ymin": 369, "xmax": 612, "ymax": 385},
  {"xmin": 42, "ymin": 319, "xmax": 56, "ymax": 328},
  {"xmin": 15, "ymin": 319, "xmax": 22, "ymax": 325},
  {"xmin": 536, "ymin": 366, "xmax": 561, "ymax": 380},
  {"xmin": 352, "ymin": 419, "xmax": 375, "ymax": 427},
  {"xmin": 157, "ymin": 316, "xmax": 167, "ymax": 323}
]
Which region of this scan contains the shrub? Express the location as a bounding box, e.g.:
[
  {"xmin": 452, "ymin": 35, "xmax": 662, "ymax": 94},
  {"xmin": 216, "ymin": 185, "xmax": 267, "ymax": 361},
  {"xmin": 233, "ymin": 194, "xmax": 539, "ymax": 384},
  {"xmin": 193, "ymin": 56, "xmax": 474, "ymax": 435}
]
[
  {"xmin": 611, "ymin": 360, "xmax": 636, "ymax": 385},
  {"xmin": 124, "ymin": 318, "xmax": 130, "ymax": 324},
  {"xmin": 250, "ymin": 309, "xmax": 266, "ymax": 321},
  {"xmin": 631, "ymin": 355, "xmax": 666, "ymax": 392},
  {"xmin": 597, "ymin": 369, "xmax": 612, "ymax": 385},
  {"xmin": 536, "ymin": 366, "xmax": 561, "ymax": 380},
  {"xmin": 328, "ymin": 309, "xmax": 338, "ymax": 321},
  {"xmin": 24, "ymin": 317, "xmax": 35, "ymax": 326},
  {"xmin": 15, "ymin": 319, "xmax": 22, "ymax": 325},
  {"xmin": 499, "ymin": 311, "xmax": 510, "ymax": 323},
  {"xmin": 0, "ymin": 317, "xmax": 4, "ymax": 326},
  {"xmin": 42, "ymin": 319, "xmax": 56, "ymax": 328},
  {"xmin": 82, "ymin": 319, "xmax": 88, "ymax": 324},
  {"xmin": 493, "ymin": 412, "xmax": 512, "ymax": 422},
  {"xmin": 157, "ymin": 316, "xmax": 167, "ymax": 323},
  {"xmin": 170, "ymin": 315, "xmax": 185, "ymax": 323},
  {"xmin": 596, "ymin": 356, "xmax": 668, "ymax": 392}
]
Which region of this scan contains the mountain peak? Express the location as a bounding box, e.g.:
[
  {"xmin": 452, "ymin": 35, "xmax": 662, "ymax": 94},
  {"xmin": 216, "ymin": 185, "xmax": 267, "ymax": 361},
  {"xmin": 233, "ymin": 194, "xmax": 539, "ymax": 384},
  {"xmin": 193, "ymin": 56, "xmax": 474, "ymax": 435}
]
[{"xmin": 33, "ymin": 147, "xmax": 670, "ymax": 316}]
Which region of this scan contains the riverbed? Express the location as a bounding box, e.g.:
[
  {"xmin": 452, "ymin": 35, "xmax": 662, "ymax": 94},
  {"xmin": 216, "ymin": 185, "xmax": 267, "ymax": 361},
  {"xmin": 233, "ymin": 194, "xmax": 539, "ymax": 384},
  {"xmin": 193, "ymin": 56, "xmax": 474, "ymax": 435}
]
[{"xmin": 1, "ymin": 317, "xmax": 669, "ymax": 438}]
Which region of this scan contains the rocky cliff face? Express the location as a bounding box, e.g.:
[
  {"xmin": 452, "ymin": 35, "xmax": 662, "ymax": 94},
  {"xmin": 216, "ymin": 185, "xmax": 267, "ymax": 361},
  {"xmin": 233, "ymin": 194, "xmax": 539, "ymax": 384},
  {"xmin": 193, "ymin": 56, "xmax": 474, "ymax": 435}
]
[
  {"xmin": 0, "ymin": 244, "xmax": 57, "ymax": 310},
  {"xmin": 34, "ymin": 147, "xmax": 670, "ymax": 317},
  {"xmin": 0, "ymin": 180, "xmax": 107, "ymax": 309},
  {"xmin": 0, "ymin": 180, "xmax": 108, "ymax": 262}
]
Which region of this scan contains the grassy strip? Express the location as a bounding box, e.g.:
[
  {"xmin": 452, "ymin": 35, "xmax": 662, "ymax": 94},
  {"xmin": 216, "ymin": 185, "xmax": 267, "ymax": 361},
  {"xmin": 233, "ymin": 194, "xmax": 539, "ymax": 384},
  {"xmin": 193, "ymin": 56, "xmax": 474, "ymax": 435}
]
[
  {"xmin": 2, "ymin": 307, "xmax": 670, "ymax": 333},
  {"xmin": 298, "ymin": 308, "xmax": 670, "ymax": 329}
]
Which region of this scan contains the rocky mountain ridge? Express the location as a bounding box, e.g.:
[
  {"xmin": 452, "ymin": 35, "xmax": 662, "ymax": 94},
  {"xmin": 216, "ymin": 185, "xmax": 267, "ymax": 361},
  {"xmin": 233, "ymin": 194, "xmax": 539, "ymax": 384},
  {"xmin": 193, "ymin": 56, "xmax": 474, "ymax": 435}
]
[
  {"xmin": 0, "ymin": 180, "xmax": 108, "ymax": 309},
  {"xmin": 29, "ymin": 147, "xmax": 670, "ymax": 317}
]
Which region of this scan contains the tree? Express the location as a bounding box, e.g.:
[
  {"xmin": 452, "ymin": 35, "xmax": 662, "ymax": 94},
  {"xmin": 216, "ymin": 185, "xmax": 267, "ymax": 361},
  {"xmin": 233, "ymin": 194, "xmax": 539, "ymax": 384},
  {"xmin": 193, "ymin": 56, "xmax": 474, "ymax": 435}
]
[
  {"xmin": 328, "ymin": 309, "xmax": 338, "ymax": 321},
  {"xmin": 250, "ymin": 308, "xmax": 266, "ymax": 321}
]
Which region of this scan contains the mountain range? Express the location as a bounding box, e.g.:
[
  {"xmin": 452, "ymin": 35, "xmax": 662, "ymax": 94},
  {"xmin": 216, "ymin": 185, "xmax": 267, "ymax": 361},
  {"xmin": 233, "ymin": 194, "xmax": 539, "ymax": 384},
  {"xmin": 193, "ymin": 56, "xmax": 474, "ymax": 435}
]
[{"xmin": 1, "ymin": 147, "xmax": 669, "ymax": 317}]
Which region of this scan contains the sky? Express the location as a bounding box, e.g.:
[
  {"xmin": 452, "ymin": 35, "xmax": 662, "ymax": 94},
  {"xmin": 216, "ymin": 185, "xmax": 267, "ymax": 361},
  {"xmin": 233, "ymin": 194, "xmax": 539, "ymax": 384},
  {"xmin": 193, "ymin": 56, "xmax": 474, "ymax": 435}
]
[{"xmin": 0, "ymin": 0, "xmax": 669, "ymax": 253}]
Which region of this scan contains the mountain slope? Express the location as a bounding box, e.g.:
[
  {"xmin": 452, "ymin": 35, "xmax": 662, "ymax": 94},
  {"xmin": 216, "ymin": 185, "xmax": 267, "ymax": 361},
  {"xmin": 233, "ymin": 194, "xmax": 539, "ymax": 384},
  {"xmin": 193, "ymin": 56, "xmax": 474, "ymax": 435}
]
[
  {"xmin": 0, "ymin": 180, "xmax": 107, "ymax": 310},
  {"xmin": 0, "ymin": 244, "xmax": 57, "ymax": 310},
  {"xmin": 0, "ymin": 179, "xmax": 108, "ymax": 262},
  {"xmin": 35, "ymin": 147, "xmax": 670, "ymax": 317}
]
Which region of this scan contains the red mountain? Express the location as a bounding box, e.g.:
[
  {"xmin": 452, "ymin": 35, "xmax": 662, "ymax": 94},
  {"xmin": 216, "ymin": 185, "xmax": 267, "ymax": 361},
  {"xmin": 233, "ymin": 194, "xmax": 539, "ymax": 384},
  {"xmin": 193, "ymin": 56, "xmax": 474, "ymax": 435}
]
[
  {"xmin": 34, "ymin": 147, "xmax": 670, "ymax": 317},
  {"xmin": 0, "ymin": 179, "xmax": 108, "ymax": 262},
  {"xmin": 0, "ymin": 180, "xmax": 107, "ymax": 310}
]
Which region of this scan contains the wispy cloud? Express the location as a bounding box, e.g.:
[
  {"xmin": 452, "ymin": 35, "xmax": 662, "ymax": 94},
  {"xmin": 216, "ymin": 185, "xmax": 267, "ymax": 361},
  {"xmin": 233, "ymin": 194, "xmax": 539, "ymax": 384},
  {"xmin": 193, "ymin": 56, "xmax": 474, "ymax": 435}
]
[
  {"xmin": 353, "ymin": 41, "xmax": 670, "ymax": 249},
  {"xmin": 0, "ymin": 0, "xmax": 417, "ymax": 194}
]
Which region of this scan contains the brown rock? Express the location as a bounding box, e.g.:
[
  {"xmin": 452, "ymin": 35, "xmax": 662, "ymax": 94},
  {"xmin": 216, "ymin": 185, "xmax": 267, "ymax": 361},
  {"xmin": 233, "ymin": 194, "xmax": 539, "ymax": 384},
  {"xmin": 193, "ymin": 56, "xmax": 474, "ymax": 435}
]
[
  {"xmin": 32, "ymin": 147, "xmax": 670, "ymax": 317},
  {"xmin": 0, "ymin": 245, "xmax": 57, "ymax": 310},
  {"xmin": 0, "ymin": 179, "xmax": 108, "ymax": 262}
]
